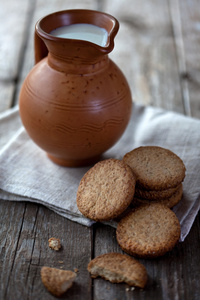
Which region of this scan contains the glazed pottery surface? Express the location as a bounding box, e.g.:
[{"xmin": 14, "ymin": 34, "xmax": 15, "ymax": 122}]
[{"xmin": 19, "ymin": 9, "xmax": 132, "ymax": 167}]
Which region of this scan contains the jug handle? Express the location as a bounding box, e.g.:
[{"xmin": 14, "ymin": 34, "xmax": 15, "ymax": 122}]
[{"xmin": 34, "ymin": 31, "xmax": 48, "ymax": 64}]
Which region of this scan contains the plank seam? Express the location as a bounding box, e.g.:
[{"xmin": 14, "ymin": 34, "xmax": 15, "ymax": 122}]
[{"xmin": 4, "ymin": 203, "xmax": 27, "ymax": 299}]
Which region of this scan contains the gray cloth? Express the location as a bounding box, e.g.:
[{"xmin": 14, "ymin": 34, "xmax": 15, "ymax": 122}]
[{"xmin": 0, "ymin": 104, "xmax": 199, "ymax": 241}]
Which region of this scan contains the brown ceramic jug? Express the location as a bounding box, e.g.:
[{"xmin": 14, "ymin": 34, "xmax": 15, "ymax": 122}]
[{"xmin": 19, "ymin": 9, "xmax": 132, "ymax": 167}]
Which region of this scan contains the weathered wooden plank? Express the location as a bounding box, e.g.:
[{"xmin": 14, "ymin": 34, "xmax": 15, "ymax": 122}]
[
  {"xmin": 169, "ymin": 0, "xmax": 191, "ymax": 117},
  {"xmin": 0, "ymin": 200, "xmax": 27, "ymax": 299},
  {"xmin": 0, "ymin": 201, "xmax": 92, "ymax": 300},
  {"xmin": 0, "ymin": 0, "xmax": 33, "ymax": 81},
  {"xmin": 176, "ymin": 0, "xmax": 200, "ymax": 118},
  {"xmin": 102, "ymin": 0, "xmax": 171, "ymax": 29},
  {"xmin": 103, "ymin": 0, "xmax": 184, "ymax": 113}
]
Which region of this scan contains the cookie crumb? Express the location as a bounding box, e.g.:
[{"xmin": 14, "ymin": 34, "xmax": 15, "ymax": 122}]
[
  {"xmin": 74, "ymin": 268, "xmax": 79, "ymax": 273},
  {"xmin": 48, "ymin": 237, "xmax": 61, "ymax": 251}
]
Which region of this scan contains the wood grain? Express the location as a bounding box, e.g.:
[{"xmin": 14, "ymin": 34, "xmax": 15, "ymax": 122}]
[
  {"xmin": 178, "ymin": 0, "xmax": 200, "ymax": 118},
  {"xmin": 104, "ymin": 0, "xmax": 184, "ymax": 113},
  {"xmin": 0, "ymin": 0, "xmax": 31, "ymax": 81},
  {"xmin": 0, "ymin": 201, "xmax": 92, "ymax": 300}
]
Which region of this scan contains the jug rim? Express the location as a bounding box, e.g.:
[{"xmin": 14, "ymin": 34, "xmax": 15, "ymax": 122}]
[{"xmin": 35, "ymin": 9, "xmax": 119, "ymax": 53}]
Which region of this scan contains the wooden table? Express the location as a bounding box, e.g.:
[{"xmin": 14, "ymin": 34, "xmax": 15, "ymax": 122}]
[{"xmin": 0, "ymin": 1, "xmax": 200, "ymax": 299}]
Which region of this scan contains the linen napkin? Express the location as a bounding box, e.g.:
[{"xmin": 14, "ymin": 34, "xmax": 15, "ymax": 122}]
[{"xmin": 0, "ymin": 104, "xmax": 199, "ymax": 241}]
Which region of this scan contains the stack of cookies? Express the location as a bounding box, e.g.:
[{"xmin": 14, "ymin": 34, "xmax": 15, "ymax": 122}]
[
  {"xmin": 123, "ymin": 146, "xmax": 186, "ymax": 209},
  {"xmin": 76, "ymin": 145, "xmax": 186, "ymax": 260}
]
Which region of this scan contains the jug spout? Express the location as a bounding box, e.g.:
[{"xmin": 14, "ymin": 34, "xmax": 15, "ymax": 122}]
[{"xmin": 34, "ymin": 9, "xmax": 119, "ymax": 64}]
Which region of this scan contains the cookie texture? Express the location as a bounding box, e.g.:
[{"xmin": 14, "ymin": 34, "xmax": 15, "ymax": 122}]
[
  {"xmin": 123, "ymin": 146, "xmax": 186, "ymax": 190},
  {"xmin": 41, "ymin": 267, "xmax": 76, "ymax": 297},
  {"xmin": 134, "ymin": 184, "xmax": 181, "ymax": 200},
  {"xmin": 76, "ymin": 159, "xmax": 136, "ymax": 221},
  {"xmin": 87, "ymin": 252, "xmax": 147, "ymax": 288},
  {"xmin": 116, "ymin": 203, "xmax": 181, "ymax": 258},
  {"xmin": 133, "ymin": 184, "xmax": 183, "ymax": 209}
]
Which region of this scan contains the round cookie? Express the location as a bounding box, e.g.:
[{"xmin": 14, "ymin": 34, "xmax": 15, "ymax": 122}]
[
  {"xmin": 116, "ymin": 203, "xmax": 181, "ymax": 258},
  {"xmin": 134, "ymin": 184, "xmax": 181, "ymax": 200},
  {"xmin": 123, "ymin": 146, "xmax": 186, "ymax": 191},
  {"xmin": 76, "ymin": 159, "xmax": 136, "ymax": 221},
  {"xmin": 132, "ymin": 184, "xmax": 183, "ymax": 209},
  {"xmin": 87, "ymin": 252, "xmax": 147, "ymax": 288}
]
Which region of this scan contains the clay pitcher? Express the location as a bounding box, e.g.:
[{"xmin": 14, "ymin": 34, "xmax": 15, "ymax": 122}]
[{"xmin": 19, "ymin": 9, "xmax": 132, "ymax": 167}]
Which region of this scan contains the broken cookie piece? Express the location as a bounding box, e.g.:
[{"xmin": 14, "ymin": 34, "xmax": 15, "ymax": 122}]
[
  {"xmin": 87, "ymin": 252, "xmax": 147, "ymax": 288},
  {"xmin": 41, "ymin": 266, "xmax": 76, "ymax": 297}
]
